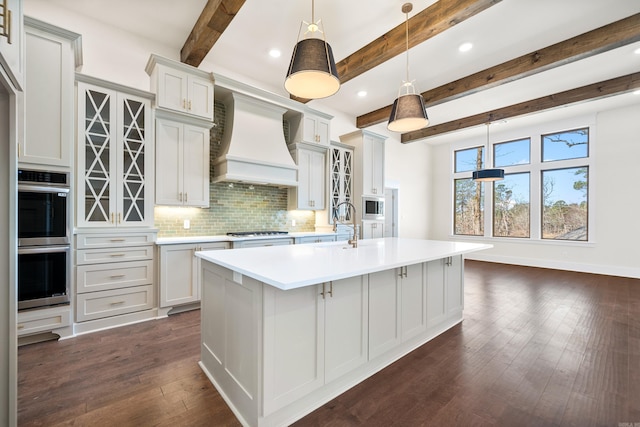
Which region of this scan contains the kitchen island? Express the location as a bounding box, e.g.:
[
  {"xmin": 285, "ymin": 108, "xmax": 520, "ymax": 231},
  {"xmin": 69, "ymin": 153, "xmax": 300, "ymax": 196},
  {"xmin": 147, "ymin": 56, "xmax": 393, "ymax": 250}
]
[{"xmin": 196, "ymin": 238, "xmax": 491, "ymax": 427}]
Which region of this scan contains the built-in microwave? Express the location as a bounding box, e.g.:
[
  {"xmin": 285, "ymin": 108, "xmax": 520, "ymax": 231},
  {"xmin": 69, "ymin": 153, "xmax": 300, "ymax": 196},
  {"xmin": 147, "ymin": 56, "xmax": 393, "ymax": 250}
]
[{"xmin": 362, "ymin": 196, "xmax": 384, "ymax": 220}]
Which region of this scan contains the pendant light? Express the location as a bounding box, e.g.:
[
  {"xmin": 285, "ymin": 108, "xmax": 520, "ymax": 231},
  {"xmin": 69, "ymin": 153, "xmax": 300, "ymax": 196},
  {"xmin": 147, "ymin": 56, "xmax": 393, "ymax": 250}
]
[
  {"xmin": 284, "ymin": 0, "xmax": 340, "ymax": 99},
  {"xmin": 387, "ymin": 3, "xmax": 429, "ymax": 133},
  {"xmin": 472, "ymin": 122, "xmax": 504, "ymax": 182}
]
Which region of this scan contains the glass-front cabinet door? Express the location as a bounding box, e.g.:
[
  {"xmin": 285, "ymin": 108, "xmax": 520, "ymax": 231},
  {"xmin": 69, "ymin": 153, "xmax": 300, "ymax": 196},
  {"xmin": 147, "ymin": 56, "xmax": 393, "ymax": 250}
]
[
  {"xmin": 331, "ymin": 145, "xmax": 353, "ymax": 222},
  {"xmin": 77, "ymin": 79, "xmax": 153, "ymax": 227}
]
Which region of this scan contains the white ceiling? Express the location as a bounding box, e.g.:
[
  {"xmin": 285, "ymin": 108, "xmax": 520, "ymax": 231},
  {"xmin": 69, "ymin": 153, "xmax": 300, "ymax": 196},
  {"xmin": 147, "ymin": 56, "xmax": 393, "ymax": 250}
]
[{"xmin": 36, "ymin": 0, "xmax": 640, "ymax": 142}]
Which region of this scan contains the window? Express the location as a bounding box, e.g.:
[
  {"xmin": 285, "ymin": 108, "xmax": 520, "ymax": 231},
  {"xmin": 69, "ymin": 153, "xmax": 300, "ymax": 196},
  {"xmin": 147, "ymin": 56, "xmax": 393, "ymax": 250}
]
[
  {"xmin": 454, "ymin": 178, "xmax": 483, "ymax": 236},
  {"xmin": 453, "ymin": 126, "xmax": 591, "ymax": 242},
  {"xmin": 494, "ymin": 172, "xmax": 530, "ymax": 238}
]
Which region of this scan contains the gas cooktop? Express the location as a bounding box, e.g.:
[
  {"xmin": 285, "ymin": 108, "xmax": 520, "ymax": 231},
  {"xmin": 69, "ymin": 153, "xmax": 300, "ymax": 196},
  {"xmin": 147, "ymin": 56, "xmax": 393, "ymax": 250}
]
[{"xmin": 226, "ymin": 231, "xmax": 289, "ymax": 237}]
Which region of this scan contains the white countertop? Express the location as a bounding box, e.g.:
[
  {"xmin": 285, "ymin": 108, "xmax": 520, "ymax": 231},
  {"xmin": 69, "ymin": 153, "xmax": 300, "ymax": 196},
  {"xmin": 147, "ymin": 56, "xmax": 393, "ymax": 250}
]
[
  {"xmin": 196, "ymin": 237, "xmax": 492, "ymax": 290},
  {"xmin": 156, "ymin": 231, "xmax": 339, "ymax": 245}
]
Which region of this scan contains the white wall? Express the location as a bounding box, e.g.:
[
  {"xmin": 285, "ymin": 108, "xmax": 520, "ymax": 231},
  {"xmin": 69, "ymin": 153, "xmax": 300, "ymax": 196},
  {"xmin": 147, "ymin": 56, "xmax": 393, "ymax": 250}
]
[{"xmin": 430, "ymin": 102, "xmax": 640, "ymax": 278}]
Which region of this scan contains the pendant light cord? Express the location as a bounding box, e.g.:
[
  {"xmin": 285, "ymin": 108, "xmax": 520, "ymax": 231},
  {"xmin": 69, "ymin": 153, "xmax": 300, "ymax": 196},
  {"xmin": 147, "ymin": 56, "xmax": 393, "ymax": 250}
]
[
  {"xmin": 405, "ymin": 10, "xmax": 409, "ymax": 83},
  {"xmin": 311, "ymin": 0, "xmax": 315, "ymax": 25}
]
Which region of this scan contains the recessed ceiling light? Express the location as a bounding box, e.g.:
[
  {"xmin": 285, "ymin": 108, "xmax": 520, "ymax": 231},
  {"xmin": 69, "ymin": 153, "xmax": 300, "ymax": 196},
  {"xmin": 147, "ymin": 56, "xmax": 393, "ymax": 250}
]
[
  {"xmin": 357, "ymin": 90, "xmax": 367, "ymax": 97},
  {"xmin": 458, "ymin": 42, "xmax": 473, "ymax": 52},
  {"xmin": 634, "ymin": 89, "xmax": 640, "ymax": 95},
  {"xmin": 269, "ymin": 49, "xmax": 281, "ymax": 58},
  {"xmin": 634, "ymin": 47, "xmax": 640, "ymax": 55}
]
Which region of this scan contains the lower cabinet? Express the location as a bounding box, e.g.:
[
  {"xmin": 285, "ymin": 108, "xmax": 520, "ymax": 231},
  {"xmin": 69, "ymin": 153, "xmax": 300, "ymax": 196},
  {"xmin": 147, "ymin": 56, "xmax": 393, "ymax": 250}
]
[
  {"xmin": 294, "ymin": 235, "xmax": 336, "ymax": 244},
  {"xmin": 75, "ymin": 231, "xmax": 156, "ymax": 330},
  {"xmin": 361, "ymin": 220, "xmax": 384, "ymax": 239},
  {"xmin": 368, "ymin": 263, "xmax": 426, "ymax": 359},
  {"xmin": 263, "ymin": 275, "xmax": 368, "ymax": 415},
  {"xmin": 232, "ymin": 238, "xmax": 294, "ymax": 249},
  {"xmin": 158, "ymin": 241, "xmax": 229, "ymax": 312},
  {"xmin": 17, "ymin": 305, "xmax": 72, "ymax": 339},
  {"xmin": 426, "ymin": 255, "xmax": 463, "ymax": 328}
]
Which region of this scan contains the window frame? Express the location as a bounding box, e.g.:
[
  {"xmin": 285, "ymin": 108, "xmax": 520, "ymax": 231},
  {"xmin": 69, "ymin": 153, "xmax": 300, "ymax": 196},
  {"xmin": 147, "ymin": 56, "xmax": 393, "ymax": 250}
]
[{"xmin": 450, "ymin": 118, "xmax": 595, "ymax": 245}]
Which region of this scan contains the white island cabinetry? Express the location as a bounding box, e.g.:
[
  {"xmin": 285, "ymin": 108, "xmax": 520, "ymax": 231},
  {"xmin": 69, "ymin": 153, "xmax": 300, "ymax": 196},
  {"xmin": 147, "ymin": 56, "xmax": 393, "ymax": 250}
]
[{"xmin": 198, "ymin": 238, "xmax": 491, "ymax": 426}]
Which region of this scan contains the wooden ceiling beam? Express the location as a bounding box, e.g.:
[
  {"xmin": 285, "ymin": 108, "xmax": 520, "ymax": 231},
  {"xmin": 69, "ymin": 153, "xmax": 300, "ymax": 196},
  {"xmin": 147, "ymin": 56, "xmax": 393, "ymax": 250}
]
[
  {"xmin": 400, "ymin": 72, "xmax": 640, "ymax": 143},
  {"xmin": 181, "ymin": 0, "xmax": 246, "ymax": 67},
  {"xmin": 292, "ymin": 0, "xmax": 501, "ymax": 104},
  {"xmin": 358, "ymin": 13, "xmax": 640, "ymax": 128}
]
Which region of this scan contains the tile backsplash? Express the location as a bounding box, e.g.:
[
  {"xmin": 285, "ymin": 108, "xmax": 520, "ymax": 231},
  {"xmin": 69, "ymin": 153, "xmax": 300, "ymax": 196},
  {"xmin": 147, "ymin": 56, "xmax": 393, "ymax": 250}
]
[{"xmin": 154, "ymin": 101, "xmax": 316, "ymax": 237}]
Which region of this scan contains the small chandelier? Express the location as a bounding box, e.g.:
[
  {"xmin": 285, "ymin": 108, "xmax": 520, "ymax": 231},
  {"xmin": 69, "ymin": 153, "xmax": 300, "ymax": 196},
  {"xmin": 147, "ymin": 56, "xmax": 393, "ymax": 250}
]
[
  {"xmin": 472, "ymin": 122, "xmax": 504, "ymax": 182},
  {"xmin": 387, "ymin": 3, "xmax": 429, "ymax": 133},
  {"xmin": 284, "ymin": 0, "xmax": 340, "ymax": 99}
]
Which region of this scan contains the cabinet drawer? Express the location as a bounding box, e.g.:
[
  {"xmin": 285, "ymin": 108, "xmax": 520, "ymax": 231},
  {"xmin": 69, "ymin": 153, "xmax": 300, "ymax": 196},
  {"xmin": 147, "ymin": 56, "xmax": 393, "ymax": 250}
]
[
  {"xmin": 76, "ymin": 284, "xmax": 155, "ymax": 322},
  {"xmin": 77, "ymin": 260, "xmax": 154, "ymax": 293},
  {"xmin": 17, "ymin": 306, "xmax": 71, "ymax": 336},
  {"xmin": 75, "ymin": 232, "xmax": 156, "ymax": 249},
  {"xmin": 76, "ymin": 246, "xmax": 154, "ymax": 265},
  {"xmin": 233, "ymin": 238, "xmax": 294, "ymax": 249}
]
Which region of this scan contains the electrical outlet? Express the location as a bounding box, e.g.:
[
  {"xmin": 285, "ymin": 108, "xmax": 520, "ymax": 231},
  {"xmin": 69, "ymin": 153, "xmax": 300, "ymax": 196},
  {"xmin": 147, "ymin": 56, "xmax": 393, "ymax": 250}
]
[
  {"xmin": 291, "ymin": 219, "xmax": 296, "ymax": 227},
  {"xmin": 183, "ymin": 219, "xmax": 190, "ymax": 229}
]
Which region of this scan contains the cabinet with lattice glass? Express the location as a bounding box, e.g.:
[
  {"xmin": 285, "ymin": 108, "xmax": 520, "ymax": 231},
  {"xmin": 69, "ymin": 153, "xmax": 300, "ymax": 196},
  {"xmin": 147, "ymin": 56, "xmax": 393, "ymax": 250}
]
[
  {"xmin": 330, "ymin": 142, "xmax": 354, "ymax": 223},
  {"xmin": 76, "ymin": 77, "xmax": 154, "ymax": 228}
]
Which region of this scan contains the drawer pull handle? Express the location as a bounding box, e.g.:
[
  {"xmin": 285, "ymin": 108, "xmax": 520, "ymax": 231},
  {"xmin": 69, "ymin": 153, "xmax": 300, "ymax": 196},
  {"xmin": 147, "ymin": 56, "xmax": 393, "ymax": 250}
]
[
  {"xmin": 110, "ymin": 301, "xmax": 125, "ymax": 306},
  {"xmin": 17, "ymin": 324, "xmax": 24, "ymax": 330},
  {"xmin": 110, "ymin": 253, "xmax": 126, "ymax": 257},
  {"xmin": 110, "ymin": 238, "xmax": 126, "ymax": 242},
  {"xmin": 110, "ymin": 274, "xmax": 126, "ymax": 279}
]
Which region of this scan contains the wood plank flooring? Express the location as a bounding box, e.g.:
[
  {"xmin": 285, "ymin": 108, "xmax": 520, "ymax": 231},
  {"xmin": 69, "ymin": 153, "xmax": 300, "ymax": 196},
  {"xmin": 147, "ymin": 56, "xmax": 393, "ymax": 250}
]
[{"xmin": 18, "ymin": 261, "xmax": 640, "ymax": 426}]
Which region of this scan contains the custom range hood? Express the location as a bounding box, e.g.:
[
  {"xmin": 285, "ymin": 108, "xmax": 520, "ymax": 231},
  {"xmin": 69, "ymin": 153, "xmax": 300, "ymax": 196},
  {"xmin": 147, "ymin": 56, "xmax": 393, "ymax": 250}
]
[{"xmin": 212, "ymin": 91, "xmax": 298, "ymax": 187}]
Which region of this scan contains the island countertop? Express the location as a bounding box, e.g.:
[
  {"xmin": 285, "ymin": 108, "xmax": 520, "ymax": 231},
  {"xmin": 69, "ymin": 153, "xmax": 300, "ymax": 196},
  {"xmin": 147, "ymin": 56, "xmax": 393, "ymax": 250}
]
[{"xmin": 196, "ymin": 237, "xmax": 492, "ymax": 290}]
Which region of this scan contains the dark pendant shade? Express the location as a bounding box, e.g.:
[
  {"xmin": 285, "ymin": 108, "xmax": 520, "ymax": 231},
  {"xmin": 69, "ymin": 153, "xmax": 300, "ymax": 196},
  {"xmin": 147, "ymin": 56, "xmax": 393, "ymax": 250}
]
[
  {"xmin": 285, "ymin": 38, "xmax": 340, "ymax": 99},
  {"xmin": 472, "ymin": 168, "xmax": 505, "ymax": 181},
  {"xmin": 387, "ymin": 93, "xmax": 429, "ymax": 132}
]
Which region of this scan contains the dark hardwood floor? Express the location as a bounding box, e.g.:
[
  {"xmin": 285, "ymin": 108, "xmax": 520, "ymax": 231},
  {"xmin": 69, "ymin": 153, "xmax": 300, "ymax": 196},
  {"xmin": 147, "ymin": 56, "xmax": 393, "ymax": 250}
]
[{"xmin": 18, "ymin": 261, "xmax": 640, "ymax": 426}]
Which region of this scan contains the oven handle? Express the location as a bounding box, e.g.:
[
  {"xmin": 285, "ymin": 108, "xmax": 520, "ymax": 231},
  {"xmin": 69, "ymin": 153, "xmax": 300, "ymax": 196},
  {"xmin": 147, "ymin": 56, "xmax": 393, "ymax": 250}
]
[
  {"xmin": 18, "ymin": 245, "xmax": 70, "ymax": 255},
  {"xmin": 18, "ymin": 184, "xmax": 70, "ymax": 194}
]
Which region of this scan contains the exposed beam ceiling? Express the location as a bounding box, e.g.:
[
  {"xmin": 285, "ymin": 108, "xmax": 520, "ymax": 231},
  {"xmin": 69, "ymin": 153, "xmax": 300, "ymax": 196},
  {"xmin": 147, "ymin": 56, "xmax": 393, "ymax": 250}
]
[
  {"xmin": 358, "ymin": 13, "xmax": 640, "ymax": 129},
  {"xmin": 401, "ymin": 72, "xmax": 640, "ymax": 142},
  {"xmin": 290, "ymin": 0, "xmax": 501, "ymax": 104},
  {"xmin": 181, "ymin": 0, "xmax": 246, "ymax": 67}
]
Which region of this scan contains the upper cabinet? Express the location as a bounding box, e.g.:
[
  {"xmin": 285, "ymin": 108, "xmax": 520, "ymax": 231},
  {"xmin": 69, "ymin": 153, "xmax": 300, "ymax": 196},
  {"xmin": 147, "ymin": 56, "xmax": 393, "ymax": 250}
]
[
  {"xmin": 155, "ymin": 118, "xmax": 210, "ymax": 207},
  {"xmin": 146, "ymin": 54, "xmax": 214, "ymax": 121},
  {"xmin": 0, "ymin": 0, "xmax": 24, "ymax": 90},
  {"xmin": 76, "ymin": 77, "xmax": 154, "ymax": 228},
  {"xmin": 330, "ymin": 142, "xmax": 354, "ymax": 221},
  {"xmin": 20, "ymin": 17, "xmax": 81, "ymax": 168},
  {"xmin": 339, "ymin": 130, "xmax": 386, "ymax": 198},
  {"xmin": 288, "ymin": 110, "xmax": 332, "ymax": 147},
  {"xmin": 288, "ymin": 142, "xmax": 327, "ymax": 210}
]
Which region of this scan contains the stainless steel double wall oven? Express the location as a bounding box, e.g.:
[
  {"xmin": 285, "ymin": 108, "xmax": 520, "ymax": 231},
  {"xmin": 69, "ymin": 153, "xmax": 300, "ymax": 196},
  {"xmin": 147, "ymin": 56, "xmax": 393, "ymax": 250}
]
[{"xmin": 17, "ymin": 169, "xmax": 71, "ymax": 310}]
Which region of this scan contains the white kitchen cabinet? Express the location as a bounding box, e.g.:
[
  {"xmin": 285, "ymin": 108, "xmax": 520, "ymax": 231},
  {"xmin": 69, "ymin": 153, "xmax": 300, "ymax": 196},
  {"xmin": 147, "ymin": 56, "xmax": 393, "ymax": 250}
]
[
  {"xmin": 76, "ymin": 78, "xmax": 154, "ymax": 228},
  {"xmin": 302, "ymin": 113, "xmax": 330, "ymax": 146},
  {"xmin": 361, "ymin": 220, "xmax": 384, "ymax": 239},
  {"xmin": 339, "ymin": 130, "xmax": 386, "ymax": 200},
  {"xmin": 146, "ymin": 54, "xmax": 214, "ymax": 121},
  {"xmin": 155, "ymin": 118, "xmax": 210, "ymax": 207},
  {"xmin": 17, "ymin": 305, "xmax": 71, "ymax": 339},
  {"xmin": 288, "ymin": 143, "xmax": 327, "ymax": 210},
  {"xmin": 74, "ymin": 230, "xmax": 156, "ymax": 328},
  {"xmin": 158, "ymin": 241, "xmax": 228, "ymax": 311},
  {"xmin": 362, "ymin": 132, "xmax": 385, "ymax": 196},
  {"xmin": 20, "ymin": 17, "xmax": 80, "ymax": 168},
  {"xmin": 295, "ymin": 235, "xmax": 336, "ymax": 244},
  {"xmin": 232, "ymin": 238, "xmax": 294, "ymax": 249},
  {"xmin": 0, "ymin": 0, "xmax": 23, "ymax": 89},
  {"xmin": 368, "ymin": 262, "xmax": 426, "ymax": 359},
  {"xmin": 263, "ymin": 275, "xmax": 368, "ymax": 414},
  {"xmin": 330, "ymin": 143, "xmax": 354, "ymax": 223},
  {"xmin": 426, "ymin": 255, "xmax": 463, "ymax": 328}
]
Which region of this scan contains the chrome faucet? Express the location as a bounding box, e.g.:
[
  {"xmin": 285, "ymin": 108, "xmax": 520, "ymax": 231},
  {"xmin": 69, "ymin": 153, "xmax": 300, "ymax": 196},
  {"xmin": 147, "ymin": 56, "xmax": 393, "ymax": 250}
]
[{"xmin": 333, "ymin": 201, "xmax": 358, "ymax": 248}]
